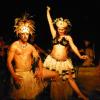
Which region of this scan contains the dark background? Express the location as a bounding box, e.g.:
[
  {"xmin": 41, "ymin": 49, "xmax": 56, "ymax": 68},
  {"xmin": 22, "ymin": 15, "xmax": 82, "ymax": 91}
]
[
  {"xmin": 0, "ymin": 0, "xmax": 99, "ymax": 62},
  {"xmin": 0, "ymin": 1, "xmax": 100, "ymax": 99}
]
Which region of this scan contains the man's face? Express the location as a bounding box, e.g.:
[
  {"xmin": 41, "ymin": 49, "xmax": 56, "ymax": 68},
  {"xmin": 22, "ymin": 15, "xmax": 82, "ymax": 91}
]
[{"xmin": 19, "ymin": 33, "xmax": 30, "ymax": 42}]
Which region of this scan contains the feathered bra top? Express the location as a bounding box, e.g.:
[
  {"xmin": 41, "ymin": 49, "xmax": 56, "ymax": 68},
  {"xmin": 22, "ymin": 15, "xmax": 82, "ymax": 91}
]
[{"xmin": 52, "ymin": 36, "xmax": 69, "ymax": 46}]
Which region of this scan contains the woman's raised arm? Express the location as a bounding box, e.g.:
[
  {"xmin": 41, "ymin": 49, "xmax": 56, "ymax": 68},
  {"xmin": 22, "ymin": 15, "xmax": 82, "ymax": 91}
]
[{"xmin": 47, "ymin": 6, "xmax": 56, "ymax": 38}]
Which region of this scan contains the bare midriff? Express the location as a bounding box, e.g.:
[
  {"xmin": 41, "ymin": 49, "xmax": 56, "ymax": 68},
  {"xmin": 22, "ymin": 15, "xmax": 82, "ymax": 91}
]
[{"xmin": 50, "ymin": 44, "xmax": 69, "ymax": 61}]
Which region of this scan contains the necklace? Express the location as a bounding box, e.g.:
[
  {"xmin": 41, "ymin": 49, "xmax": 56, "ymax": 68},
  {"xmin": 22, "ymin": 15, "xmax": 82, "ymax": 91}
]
[{"xmin": 21, "ymin": 44, "xmax": 27, "ymax": 48}]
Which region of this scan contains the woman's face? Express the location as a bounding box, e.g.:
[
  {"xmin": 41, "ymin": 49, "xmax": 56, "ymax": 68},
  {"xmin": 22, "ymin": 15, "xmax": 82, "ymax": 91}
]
[{"xmin": 57, "ymin": 27, "xmax": 66, "ymax": 35}]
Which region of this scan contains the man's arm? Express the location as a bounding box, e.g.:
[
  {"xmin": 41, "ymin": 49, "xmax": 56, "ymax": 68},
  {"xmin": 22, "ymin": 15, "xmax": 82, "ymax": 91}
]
[
  {"xmin": 32, "ymin": 46, "xmax": 44, "ymax": 68},
  {"xmin": 7, "ymin": 43, "xmax": 22, "ymax": 83},
  {"xmin": 7, "ymin": 44, "xmax": 16, "ymax": 77},
  {"xmin": 32, "ymin": 46, "xmax": 44, "ymax": 78}
]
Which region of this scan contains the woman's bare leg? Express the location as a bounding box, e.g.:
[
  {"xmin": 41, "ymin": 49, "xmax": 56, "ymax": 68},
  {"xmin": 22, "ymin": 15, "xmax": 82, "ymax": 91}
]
[{"xmin": 68, "ymin": 77, "xmax": 89, "ymax": 100}]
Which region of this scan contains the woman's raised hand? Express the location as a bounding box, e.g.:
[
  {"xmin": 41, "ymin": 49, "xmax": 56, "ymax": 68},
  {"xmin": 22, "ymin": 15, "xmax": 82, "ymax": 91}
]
[{"xmin": 47, "ymin": 6, "xmax": 50, "ymax": 11}]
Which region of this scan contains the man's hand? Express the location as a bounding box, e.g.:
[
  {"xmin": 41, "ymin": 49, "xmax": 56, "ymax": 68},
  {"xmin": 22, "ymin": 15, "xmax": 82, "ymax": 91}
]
[
  {"xmin": 13, "ymin": 74, "xmax": 23, "ymax": 84},
  {"xmin": 34, "ymin": 68, "xmax": 43, "ymax": 80}
]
